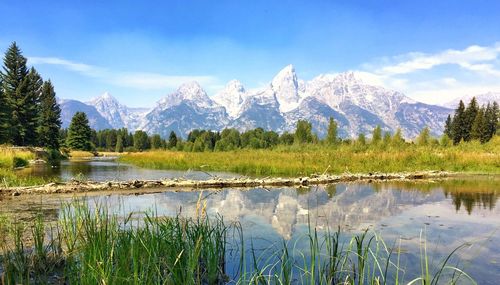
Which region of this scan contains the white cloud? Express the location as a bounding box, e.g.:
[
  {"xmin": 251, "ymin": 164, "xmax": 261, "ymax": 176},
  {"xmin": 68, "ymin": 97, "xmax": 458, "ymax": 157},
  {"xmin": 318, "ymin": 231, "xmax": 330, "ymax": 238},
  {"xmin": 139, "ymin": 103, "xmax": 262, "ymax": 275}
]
[
  {"xmin": 376, "ymin": 43, "xmax": 500, "ymax": 76},
  {"xmin": 27, "ymin": 56, "xmax": 219, "ymax": 91},
  {"xmin": 361, "ymin": 42, "xmax": 500, "ymax": 104}
]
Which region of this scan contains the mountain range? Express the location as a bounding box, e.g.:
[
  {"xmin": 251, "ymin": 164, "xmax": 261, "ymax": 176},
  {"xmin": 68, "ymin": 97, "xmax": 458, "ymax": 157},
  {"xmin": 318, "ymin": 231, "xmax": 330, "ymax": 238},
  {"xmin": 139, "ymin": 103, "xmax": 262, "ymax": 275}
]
[{"xmin": 58, "ymin": 65, "xmax": 497, "ymax": 139}]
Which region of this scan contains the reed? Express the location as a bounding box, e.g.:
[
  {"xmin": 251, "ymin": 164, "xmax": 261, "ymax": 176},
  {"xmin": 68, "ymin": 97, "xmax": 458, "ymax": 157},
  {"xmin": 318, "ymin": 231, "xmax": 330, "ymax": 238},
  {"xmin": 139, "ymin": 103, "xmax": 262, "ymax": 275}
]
[{"xmin": 0, "ymin": 201, "xmax": 476, "ymax": 284}]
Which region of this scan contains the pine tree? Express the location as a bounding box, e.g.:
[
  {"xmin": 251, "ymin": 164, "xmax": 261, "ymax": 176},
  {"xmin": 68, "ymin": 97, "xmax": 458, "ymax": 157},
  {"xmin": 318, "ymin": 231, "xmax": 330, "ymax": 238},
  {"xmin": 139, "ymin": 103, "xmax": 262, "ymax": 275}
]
[
  {"xmin": 24, "ymin": 68, "xmax": 43, "ymax": 145},
  {"xmin": 37, "ymin": 80, "xmax": 61, "ymax": 149},
  {"xmin": 443, "ymin": 115, "xmax": 452, "ymax": 138},
  {"xmin": 463, "ymin": 97, "xmax": 479, "ymax": 141},
  {"xmin": 0, "ymin": 76, "xmax": 9, "ymax": 143},
  {"xmin": 168, "ymin": 131, "xmax": 178, "ymax": 149},
  {"xmin": 372, "ymin": 125, "xmax": 382, "ymax": 145},
  {"xmin": 1, "ymin": 42, "xmax": 29, "ymax": 145},
  {"xmin": 66, "ymin": 112, "xmax": 92, "ymax": 151},
  {"xmin": 326, "ymin": 117, "xmax": 338, "ymax": 145},
  {"xmin": 115, "ymin": 135, "xmax": 124, "ymax": 153},
  {"xmin": 451, "ymin": 100, "xmax": 467, "ymax": 144},
  {"xmin": 470, "ymin": 108, "xmax": 488, "ymax": 143},
  {"xmin": 484, "ymin": 102, "xmax": 499, "ymax": 141}
]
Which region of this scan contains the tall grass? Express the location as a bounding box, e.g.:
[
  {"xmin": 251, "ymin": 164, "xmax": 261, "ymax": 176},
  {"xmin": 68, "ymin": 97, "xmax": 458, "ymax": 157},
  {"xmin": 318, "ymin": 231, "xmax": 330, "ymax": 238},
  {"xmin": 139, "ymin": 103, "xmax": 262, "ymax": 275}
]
[
  {"xmin": 0, "ymin": 147, "xmax": 55, "ymax": 187},
  {"xmin": 119, "ymin": 137, "xmax": 500, "ymax": 177},
  {"xmin": 0, "ymin": 201, "xmax": 476, "ymax": 285}
]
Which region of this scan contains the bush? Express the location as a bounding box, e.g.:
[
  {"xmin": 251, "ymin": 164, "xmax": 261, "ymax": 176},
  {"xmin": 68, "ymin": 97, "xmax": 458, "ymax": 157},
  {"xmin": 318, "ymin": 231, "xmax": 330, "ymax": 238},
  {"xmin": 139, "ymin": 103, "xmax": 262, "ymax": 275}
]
[{"xmin": 12, "ymin": 156, "xmax": 29, "ymax": 168}]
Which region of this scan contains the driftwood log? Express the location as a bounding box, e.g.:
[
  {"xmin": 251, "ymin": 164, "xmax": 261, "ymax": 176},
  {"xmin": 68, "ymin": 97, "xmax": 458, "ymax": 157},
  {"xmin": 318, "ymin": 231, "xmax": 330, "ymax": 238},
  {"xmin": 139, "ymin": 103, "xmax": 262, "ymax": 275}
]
[{"xmin": 0, "ymin": 171, "xmax": 455, "ymax": 196}]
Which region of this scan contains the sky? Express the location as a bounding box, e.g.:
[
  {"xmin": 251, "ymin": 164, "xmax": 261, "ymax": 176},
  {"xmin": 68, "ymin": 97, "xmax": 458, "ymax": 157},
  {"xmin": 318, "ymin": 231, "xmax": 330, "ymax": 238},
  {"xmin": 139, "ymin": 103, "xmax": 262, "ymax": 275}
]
[{"xmin": 1, "ymin": 0, "xmax": 499, "ymax": 107}]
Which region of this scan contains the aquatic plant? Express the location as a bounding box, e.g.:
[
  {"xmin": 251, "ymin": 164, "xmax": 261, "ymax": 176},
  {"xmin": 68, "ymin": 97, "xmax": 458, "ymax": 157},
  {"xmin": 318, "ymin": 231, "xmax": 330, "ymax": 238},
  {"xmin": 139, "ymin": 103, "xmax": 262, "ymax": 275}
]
[{"xmin": 0, "ymin": 201, "xmax": 476, "ymax": 285}]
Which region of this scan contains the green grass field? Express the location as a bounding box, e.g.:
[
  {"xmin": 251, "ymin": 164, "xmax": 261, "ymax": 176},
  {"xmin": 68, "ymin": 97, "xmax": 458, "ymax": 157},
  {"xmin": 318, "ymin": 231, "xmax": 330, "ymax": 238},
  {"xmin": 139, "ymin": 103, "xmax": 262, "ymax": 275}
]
[{"xmin": 119, "ymin": 137, "xmax": 500, "ymax": 177}]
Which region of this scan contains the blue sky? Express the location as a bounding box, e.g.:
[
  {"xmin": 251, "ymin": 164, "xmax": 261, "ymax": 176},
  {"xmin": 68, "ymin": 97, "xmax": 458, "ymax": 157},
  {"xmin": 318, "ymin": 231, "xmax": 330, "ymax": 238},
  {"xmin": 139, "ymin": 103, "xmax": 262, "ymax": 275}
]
[{"xmin": 1, "ymin": 0, "xmax": 499, "ymax": 107}]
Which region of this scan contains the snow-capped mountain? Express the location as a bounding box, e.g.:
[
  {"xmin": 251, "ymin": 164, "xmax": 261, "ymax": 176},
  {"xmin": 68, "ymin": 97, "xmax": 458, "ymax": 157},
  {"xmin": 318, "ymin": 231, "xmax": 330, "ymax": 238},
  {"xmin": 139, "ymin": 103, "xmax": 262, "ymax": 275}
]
[
  {"xmin": 212, "ymin": 80, "xmax": 246, "ymax": 118},
  {"xmin": 444, "ymin": 92, "xmax": 500, "ymax": 108},
  {"xmin": 139, "ymin": 82, "xmax": 229, "ymax": 138},
  {"xmin": 59, "ymin": 99, "xmax": 112, "ymax": 130},
  {"xmin": 87, "ymin": 92, "xmax": 147, "ymax": 130},
  {"xmin": 59, "ymin": 64, "xmax": 483, "ymax": 139}
]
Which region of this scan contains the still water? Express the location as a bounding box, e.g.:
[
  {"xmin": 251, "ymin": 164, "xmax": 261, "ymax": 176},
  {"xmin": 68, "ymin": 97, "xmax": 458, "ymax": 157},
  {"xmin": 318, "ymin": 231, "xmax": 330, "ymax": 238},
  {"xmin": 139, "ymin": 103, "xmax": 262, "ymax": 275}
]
[
  {"xmin": 4, "ymin": 160, "xmax": 500, "ymax": 284},
  {"xmin": 16, "ymin": 157, "xmax": 242, "ymax": 181}
]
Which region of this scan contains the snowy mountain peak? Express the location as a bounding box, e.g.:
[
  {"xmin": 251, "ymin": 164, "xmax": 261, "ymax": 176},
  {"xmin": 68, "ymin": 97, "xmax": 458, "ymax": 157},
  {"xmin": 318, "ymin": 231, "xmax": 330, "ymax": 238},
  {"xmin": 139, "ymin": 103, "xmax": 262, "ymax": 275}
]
[
  {"xmin": 158, "ymin": 81, "xmax": 216, "ymax": 110},
  {"xmin": 89, "ymin": 92, "xmax": 119, "ymax": 105},
  {"xmin": 333, "ymin": 71, "xmax": 363, "ymax": 86},
  {"xmin": 271, "ymin": 64, "xmax": 301, "ymax": 113},
  {"xmin": 212, "ymin": 80, "xmax": 247, "ymax": 118}
]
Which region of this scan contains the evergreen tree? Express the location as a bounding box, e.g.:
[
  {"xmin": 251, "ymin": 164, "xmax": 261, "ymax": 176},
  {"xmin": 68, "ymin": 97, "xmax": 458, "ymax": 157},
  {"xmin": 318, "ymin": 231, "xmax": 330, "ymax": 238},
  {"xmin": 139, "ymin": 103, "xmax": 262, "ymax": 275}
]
[
  {"xmin": 470, "ymin": 107, "xmax": 486, "ymax": 142},
  {"xmin": 168, "ymin": 131, "xmax": 178, "ymax": 149},
  {"xmin": 0, "ymin": 76, "xmax": 9, "ymax": 143},
  {"xmin": 443, "ymin": 115, "xmax": 452, "ymax": 138},
  {"xmin": 1, "ymin": 42, "xmax": 30, "ymax": 145},
  {"xmin": 326, "ymin": 117, "xmax": 338, "ymax": 145},
  {"xmin": 484, "ymin": 102, "xmax": 499, "ymax": 141},
  {"xmin": 37, "ymin": 80, "xmax": 61, "ymax": 149},
  {"xmin": 451, "ymin": 100, "xmax": 467, "ymax": 144},
  {"xmin": 23, "ymin": 68, "xmax": 43, "ymax": 145},
  {"xmin": 371, "ymin": 125, "xmax": 382, "ymax": 144},
  {"xmin": 294, "ymin": 120, "xmax": 313, "ymax": 144},
  {"xmin": 66, "ymin": 112, "xmax": 92, "ymax": 150},
  {"xmin": 463, "ymin": 97, "xmax": 479, "ymax": 141},
  {"xmin": 115, "ymin": 135, "xmax": 124, "ymax": 153}
]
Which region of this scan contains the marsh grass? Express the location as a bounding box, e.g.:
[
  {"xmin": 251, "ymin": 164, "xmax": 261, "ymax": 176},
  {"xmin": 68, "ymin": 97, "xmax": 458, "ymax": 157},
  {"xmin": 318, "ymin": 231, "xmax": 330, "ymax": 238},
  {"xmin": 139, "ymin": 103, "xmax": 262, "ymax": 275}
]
[
  {"xmin": 0, "ymin": 200, "xmax": 476, "ymax": 284},
  {"xmin": 119, "ymin": 137, "xmax": 500, "ymax": 177},
  {"xmin": 0, "ymin": 147, "xmax": 55, "ymax": 187}
]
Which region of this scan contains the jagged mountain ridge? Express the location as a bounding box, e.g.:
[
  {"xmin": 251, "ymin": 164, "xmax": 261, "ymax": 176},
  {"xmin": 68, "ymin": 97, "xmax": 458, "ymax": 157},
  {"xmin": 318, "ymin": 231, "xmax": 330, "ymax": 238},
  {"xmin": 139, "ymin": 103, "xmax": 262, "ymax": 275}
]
[{"xmin": 59, "ymin": 65, "xmax": 470, "ymax": 138}]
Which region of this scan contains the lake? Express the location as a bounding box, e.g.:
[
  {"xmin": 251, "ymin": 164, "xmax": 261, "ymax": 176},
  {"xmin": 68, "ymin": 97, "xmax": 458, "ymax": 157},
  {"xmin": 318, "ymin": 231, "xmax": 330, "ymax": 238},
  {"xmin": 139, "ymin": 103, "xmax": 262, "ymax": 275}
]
[{"xmin": 3, "ymin": 159, "xmax": 500, "ymax": 284}]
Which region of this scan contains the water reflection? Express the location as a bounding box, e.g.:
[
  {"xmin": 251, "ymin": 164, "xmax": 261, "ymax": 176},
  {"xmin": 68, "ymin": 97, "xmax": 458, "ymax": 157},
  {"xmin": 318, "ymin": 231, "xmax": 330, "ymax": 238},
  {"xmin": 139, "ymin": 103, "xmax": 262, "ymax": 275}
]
[
  {"xmin": 1, "ymin": 176, "xmax": 499, "ymax": 283},
  {"xmin": 16, "ymin": 158, "xmax": 242, "ymax": 182}
]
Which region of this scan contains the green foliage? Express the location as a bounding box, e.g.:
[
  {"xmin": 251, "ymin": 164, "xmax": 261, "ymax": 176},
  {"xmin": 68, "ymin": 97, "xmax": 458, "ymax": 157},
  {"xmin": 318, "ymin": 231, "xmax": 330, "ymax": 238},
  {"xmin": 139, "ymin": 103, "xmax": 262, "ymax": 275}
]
[
  {"xmin": 66, "ymin": 112, "xmax": 93, "ymax": 151},
  {"xmin": 12, "ymin": 156, "xmax": 28, "ymax": 168},
  {"xmin": 0, "ymin": 42, "xmax": 62, "ymax": 148},
  {"xmin": 36, "ymin": 80, "xmax": 61, "ymax": 149},
  {"xmin": 416, "ymin": 127, "xmax": 431, "ymax": 146},
  {"xmin": 133, "ymin": 130, "xmax": 150, "ymax": 151},
  {"xmin": 371, "ymin": 125, "xmax": 382, "ymax": 145},
  {"xmin": 1, "ymin": 42, "xmax": 30, "ymax": 145},
  {"xmin": 115, "ymin": 135, "xmax": 124, "ymax": 153},
  {"xmin": 448, "ymin": 98, "xmax": 499, "ymax": 144},
  {"xmin": 463, "ymin": 97, "xmax": 479, "ymax": 142},
  {"xmin": 451, "ymin": 100, "xmax": 467, "ymax": 144},
  {"xmin": 357, "ymin": 133, "xmax": 366, "ymax": 146},
  {"xmin": 326, "ymin": 117, "xmax": 339, "ymax": 145},
  {"xmin": 279, "ymin": 131, "xmax": 295, "ymax": 145},
  {"xmin": 294, "ymin": 120, "xmax": 313, "ymax": 144},
  {"xmin": 168, "ymin": 131, "xmax": 178, "ymax": 149},
  {"xmin": 150, "ymin": 134, "xmax": 164, "ymax": 149}
]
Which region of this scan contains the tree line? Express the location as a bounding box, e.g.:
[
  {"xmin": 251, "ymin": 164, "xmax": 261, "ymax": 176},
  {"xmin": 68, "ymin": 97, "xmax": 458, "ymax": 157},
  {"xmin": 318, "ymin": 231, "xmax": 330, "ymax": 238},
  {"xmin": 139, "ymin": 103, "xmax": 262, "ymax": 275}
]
[
  {"xmin": 0, "ymin": 42, "xmax": 61, "ymax": 149},
  {"xmin": 444, "ymin": 97, "xmax": 499, "ymax": 144},
  {"xmin": 64, "ymin": 95, "xmax": 499, "ymax": 154}
]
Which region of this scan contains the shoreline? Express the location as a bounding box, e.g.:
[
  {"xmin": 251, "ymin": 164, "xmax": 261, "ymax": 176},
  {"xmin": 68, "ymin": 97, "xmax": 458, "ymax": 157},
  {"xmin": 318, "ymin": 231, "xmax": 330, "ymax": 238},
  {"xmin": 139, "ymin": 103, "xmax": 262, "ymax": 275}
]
[{"xmin": 0, "ymin": 170, "xmax": 457, "ymax": 196}]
